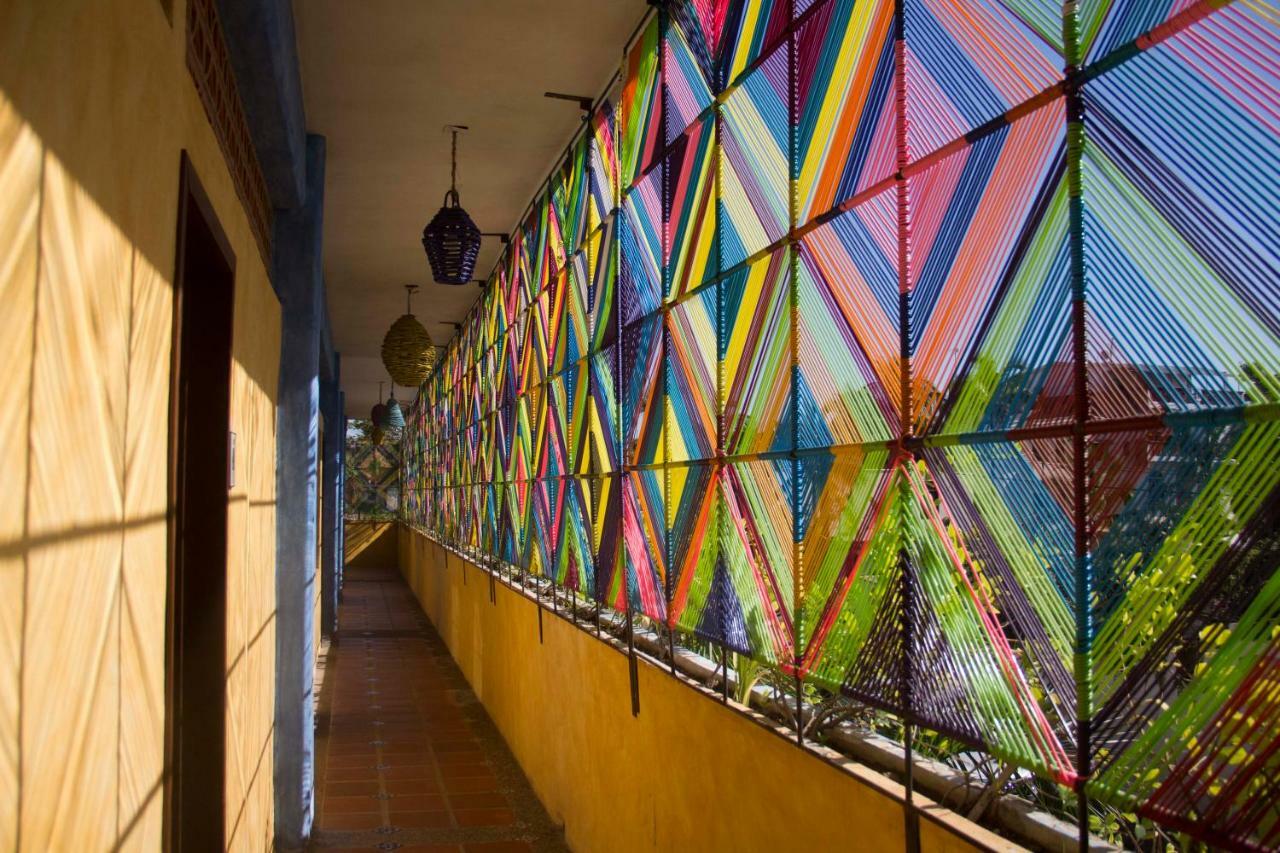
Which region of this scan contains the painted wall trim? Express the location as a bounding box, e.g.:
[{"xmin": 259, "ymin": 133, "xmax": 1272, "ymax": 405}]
[{"xmin": 215, "ymin": 0, "xmax": 308, "ymax": 208}]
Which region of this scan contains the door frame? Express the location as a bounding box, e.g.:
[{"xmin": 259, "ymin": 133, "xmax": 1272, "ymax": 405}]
[{"xmin": 164, "ymin": 152, "xmax": 237, "ymax": 851}]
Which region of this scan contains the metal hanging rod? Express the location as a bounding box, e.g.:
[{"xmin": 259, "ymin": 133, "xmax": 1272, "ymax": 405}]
[{"xmin": 544, "ymin": 91, "xmax": 595, "ymax": 113}]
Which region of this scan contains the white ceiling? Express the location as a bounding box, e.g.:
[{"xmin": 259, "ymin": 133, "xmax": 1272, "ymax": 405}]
[{"xmin": 294, "ymin": 0, "xmax": 646, "ymax": 417}]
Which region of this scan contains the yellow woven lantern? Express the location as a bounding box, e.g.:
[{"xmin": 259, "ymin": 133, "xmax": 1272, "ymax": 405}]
[{"xmin": 381, "ymin": 284, "xmax": 437, "ymax": 387}]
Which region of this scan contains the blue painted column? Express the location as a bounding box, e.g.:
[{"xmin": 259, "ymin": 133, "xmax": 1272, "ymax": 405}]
[
  {"xmin": 337, "ymin": 406, "xmax": 347, "ymax": 602},
  {"xmin": 272, "ymin": 133, "xmax": 326, "ymax": 850},
  {"xmin": 320, "ymin": 360, "xmax": 343, "ymax": 636}
]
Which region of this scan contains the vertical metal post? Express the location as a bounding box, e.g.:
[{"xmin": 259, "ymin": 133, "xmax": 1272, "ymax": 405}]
[
  {"xmin": 536, "ymin": 562, "xmax": 545, "ymax": 643},
  {"xmin": 893, "ymin": 0, "xmax": 919, "ymax": 846},
  {"xmin": 787, "ymin": 0, "xmax": 806, "ymax": 747},
  {"xmin": 668, "ymin": 622, "xmax": 678, "ymax": 675},
  {"xmin": 901, "ymin": 545, "xmax": 919, "ymax": 853},
  {"xmin": 903, "ymin": 717, "xmax": 919, "ymax": 851},
  {"xmin": 627, "ymin": 605, "xmax": 641, "ymax": 717},
  {"xmin": 613, "ymin": 22, "xmax": 628, "ymax": 719},
  {"xmin": 1064, "ymin": 4, "xmax": 1093, "ymax": 851},
  {"xmin": 720, "ymin": 643, "xmax": 729, "ymax": 704},
  {"xmin": 657, "ymin": 0, "xmax": 679, "ymax": 689},
  {"xmin": 793, "ymin": 672, "xmax": 804, "ymax": 745},
  {"xmin": 892, "ymin": 0, "xmax": 911, "ymax": 439}
]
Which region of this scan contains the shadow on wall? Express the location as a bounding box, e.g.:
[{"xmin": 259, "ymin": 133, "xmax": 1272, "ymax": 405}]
[
  {"xmin": 344, "ymin": 521, "xmax": 398, "ymax": 569},
  {"xmin": 0, "ymin": 0, "xmax": 283, "ymax": 842}
]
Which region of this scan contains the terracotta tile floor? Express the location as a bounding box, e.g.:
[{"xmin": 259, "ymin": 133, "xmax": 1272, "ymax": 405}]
[{"xmin": 311, "ymin": 567, "xmax": 567, "ymax": 853}]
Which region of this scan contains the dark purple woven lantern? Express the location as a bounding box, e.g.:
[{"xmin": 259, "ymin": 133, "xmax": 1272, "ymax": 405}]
[
  {"xmin": 422, "ymin": 126, "xmax": 482, "ymax": 285},
  {"xmin": 370, "ymin": 382, "xmax": 389, "ymax": 428}
]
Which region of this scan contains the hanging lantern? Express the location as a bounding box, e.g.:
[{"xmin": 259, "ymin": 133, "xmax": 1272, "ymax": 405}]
[
  {"xmin": 370, "ymin": 426, "xmax": 386, "ymax": 447},
  {"xmin": 385, "ymin": 386, "xmax": 405, "ymax": 431},
  {"xmin": 422, "ymin": 125, "xmax": 482, "ymax": 284},
  {"xmin": 370, "ymin": 381, "xmax": 389, "ymax": 428},
  {"xmin": 381, "ymin": 284, "xmax": 437, "ymax": 386}
]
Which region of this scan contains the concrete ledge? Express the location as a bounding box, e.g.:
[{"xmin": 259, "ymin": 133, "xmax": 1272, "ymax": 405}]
[{"xmin": 398, "ymin": 526, "xmax": 1025, "ymax": 853}]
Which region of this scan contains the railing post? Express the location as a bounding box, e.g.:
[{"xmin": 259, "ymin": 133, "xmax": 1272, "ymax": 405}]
[
  {"xmin": 901, "ymin": 546, "xmax": 919, "ymax": 853},
  {"xmin": 668, "ymin": 623, "xmax": 678, "ymax": 675},
  {"xmin": 793, "ymin": 672, "xmax": 804, "ymax": 746},
  {"xmin": 719, "ymin": 643, "xmax": 729, "ymax": 704},
  {"xmin": 627, "ymin": 606, "xmax": 641, "ymax": 717},
  {"xmin": 536, "ymin": 572, "xmax": 545, "ymax": 644},
  {"xmin": 1064, "ymin": 5, "xmax": 1093, "ymax": 850}
]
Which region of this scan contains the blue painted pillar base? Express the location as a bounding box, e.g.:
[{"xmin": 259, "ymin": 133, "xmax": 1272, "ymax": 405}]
[
  {"xmin": 338, "ymin": 410, "xmax": 346, "ymax": 601},
  {"xmin": 320, "ymin": 368, "xmax": 342, "ymax": 636}
]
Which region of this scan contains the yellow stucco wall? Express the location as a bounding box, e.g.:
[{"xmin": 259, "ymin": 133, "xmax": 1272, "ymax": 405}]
[
  {"xmin": 398, "ymin": 527, "xmax": 1021, "ymax": 853},
  {"xmin": 0, "ymin": 0, "xmax": 280, "ymax": 849}
]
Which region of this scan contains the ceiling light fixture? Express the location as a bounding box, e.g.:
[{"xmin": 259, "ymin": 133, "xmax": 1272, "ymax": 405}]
[
  {"xmin": 384, "ymin": 383, "xmax": 406, "ymax": 432},
  {"xmin": 422, "ymin": 125, "xmax": 482, "ymax": 285},
  {"xmin": 371, "ymin": 381, "xmax": 389, "ymax": 428},
  {"xmin": 381, "ymin": 284, "xmax": 437, "ymax": 387}
]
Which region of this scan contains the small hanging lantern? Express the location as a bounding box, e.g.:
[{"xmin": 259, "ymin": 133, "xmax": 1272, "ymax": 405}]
[
  {"xmin": 370, "ymin": 381, "xmax": 389, "ymax": 428},
  {"xmin": 385, "ymin": 384, "xmax": 406, "ymax": 431},
  {"xmin": 422, "ymin": 125, "xmax": 482, "ymax": 284},
  {"xmin": 381, "ymin": 284, "xmax": 437, "ymax": 387}
]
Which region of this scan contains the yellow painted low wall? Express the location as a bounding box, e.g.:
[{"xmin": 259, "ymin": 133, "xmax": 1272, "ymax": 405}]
[{"xmin": 398, "ymin": 526, "xmax": 1020, "ymax": 853}]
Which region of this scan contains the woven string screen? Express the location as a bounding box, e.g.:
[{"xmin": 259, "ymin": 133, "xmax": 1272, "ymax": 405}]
[
  {"xmin": 400, "ymin": 1, "xmax": 1280, "ymax": 847},
  {"xmin": 347, "ymin": 421, "xmax": 401, "ymax": 520}
]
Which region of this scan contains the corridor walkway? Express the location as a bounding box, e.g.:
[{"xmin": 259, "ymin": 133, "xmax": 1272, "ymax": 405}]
[{"xmin": 311, "ymin": 566, "xmax": 568, "ymax": 852}]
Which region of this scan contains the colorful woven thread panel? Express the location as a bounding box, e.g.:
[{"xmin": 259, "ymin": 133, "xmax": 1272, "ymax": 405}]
[
  {"xmin": 347, "ymin": 425, "xmax": 403, "ymax": 520},
  {"xmin": 400, "ymin": 1, "xmax": 1280, "ymax": 848}
]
